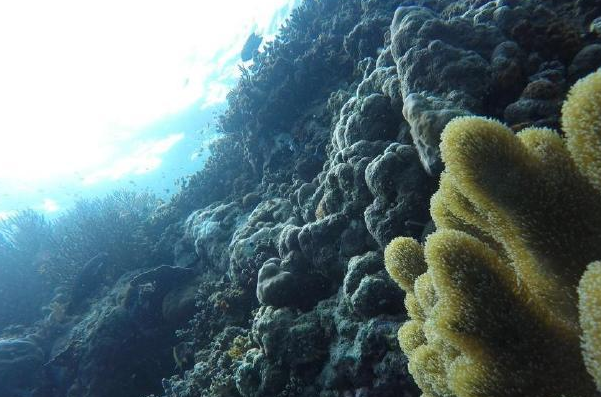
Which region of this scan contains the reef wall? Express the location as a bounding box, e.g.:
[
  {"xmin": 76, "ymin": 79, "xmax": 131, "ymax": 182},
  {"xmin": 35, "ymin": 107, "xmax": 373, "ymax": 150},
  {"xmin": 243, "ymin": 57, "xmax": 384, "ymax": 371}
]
[
  {"xmin": 2, "ymin": 0, "xmax": 600, "ymax": 396},
  {"xmin": 161, "ymin": 0, "xmax": 601, "ymax": 396}
]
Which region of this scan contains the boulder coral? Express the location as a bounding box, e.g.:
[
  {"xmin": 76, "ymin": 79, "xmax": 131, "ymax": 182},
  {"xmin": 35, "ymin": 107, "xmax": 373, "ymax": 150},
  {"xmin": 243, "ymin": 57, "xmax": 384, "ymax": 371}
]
[{"xmin": 385, "ymin": 69, "xmax": 601, "ymax": 397}]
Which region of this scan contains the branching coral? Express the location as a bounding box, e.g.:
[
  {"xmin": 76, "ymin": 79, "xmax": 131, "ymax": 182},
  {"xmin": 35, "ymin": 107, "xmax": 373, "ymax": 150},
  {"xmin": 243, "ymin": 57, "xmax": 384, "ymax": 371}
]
[
  {"xmin": 0, "ymin": 210, "xmax": 53, "ymax": 329},
  {"xmin": 385, "ymin": 69, "xmax": 601, "ymax": 396},
  {"xmin": 48, "ymin": 189, "xmax": 159, "ymax": 282}
]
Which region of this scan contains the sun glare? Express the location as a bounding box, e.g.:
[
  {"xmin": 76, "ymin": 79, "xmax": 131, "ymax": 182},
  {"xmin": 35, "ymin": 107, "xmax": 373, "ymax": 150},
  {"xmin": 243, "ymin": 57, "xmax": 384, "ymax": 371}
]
[{"xmin": 0, "ymin": 0, "xmax": 296, "ymax": 185}]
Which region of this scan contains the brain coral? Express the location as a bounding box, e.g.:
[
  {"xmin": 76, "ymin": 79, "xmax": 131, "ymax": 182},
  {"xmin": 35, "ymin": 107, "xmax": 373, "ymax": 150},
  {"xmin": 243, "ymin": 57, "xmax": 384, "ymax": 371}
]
[{"xmin": 385, "ymin": 68, "xmax": 601, "ymax": 397}]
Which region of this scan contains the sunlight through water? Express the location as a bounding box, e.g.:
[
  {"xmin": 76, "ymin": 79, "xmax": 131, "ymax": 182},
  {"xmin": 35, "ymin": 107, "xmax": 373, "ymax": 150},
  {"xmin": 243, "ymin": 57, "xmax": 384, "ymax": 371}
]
[{"xmin": 0, "ymin": 0, "xmax": 300, "ymax": 214}]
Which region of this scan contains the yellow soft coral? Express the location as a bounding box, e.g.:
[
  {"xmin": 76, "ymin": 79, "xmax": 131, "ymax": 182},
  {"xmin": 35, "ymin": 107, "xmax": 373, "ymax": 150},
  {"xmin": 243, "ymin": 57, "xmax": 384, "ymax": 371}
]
[
  {"xmin": 385, "ymin": 237, "xmax": 426, "ymax": 292},
  {"xmin": 386, "ymin": 69, "xmax": 601, "ymax": 397},
  {"xmin": 579, "ymin": 261, "xmax": 601, "ymax": 391},
  {"xmin": 563, "ymin": 69, "xmax": 601, "ymax": 193}
]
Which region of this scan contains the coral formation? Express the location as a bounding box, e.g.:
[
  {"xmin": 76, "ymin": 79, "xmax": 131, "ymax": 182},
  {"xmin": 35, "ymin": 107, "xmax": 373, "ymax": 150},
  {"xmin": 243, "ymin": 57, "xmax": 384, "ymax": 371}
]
[
  {"xmin": 563, "ymin": 67, "xmax": 601, "ymax": 192},
  {"xmin": 580, "ymin": 261, "xmax": 601, "ymax": 391},
  {"xmin": 385, "ymin": 69, "xmax": 601, "ymax": 396},
  {"xmin": 3, "ymin": 1, "xmax": 601, "ymax": 397}
]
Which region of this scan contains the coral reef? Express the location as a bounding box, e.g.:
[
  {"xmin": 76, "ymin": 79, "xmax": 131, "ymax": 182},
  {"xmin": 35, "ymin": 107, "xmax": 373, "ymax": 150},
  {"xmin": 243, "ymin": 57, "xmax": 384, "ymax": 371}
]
[
  {"xmin": 2, "ymin": 1, "xmax": 601, "ymax": 397},
  {"xmin": 45, "ymin": 265, "xmax": 199, "ymax": 397},
  {"xmin": 170, "ymin": 3, "xmax": 592, "ymax": 391},
  {"xmin": 385, "ymin": 69, "xmax": 601, "ymax": 396}
]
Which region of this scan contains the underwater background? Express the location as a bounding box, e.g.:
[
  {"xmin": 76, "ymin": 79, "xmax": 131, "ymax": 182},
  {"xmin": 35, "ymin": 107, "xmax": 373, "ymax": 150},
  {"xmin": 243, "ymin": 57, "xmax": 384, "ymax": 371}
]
[{"xmin": 1, "ymin": 0, "xmax": 601, "ymax": 397}]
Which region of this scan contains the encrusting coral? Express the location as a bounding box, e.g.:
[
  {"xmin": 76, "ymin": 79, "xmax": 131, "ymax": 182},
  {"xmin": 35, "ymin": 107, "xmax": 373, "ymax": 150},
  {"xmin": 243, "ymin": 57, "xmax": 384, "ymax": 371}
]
[{"xmin": 385, "ymin": 68, "xmax": 601, "ymax": 397}]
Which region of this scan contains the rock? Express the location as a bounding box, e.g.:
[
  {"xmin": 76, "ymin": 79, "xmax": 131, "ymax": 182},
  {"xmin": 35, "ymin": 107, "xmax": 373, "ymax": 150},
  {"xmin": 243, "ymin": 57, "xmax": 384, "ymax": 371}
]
[
  {"xmin": 590, "ymin": 16, "xmax": 601, "ymax": 37},
  {"xmin": 569, "ymin": 44, "xmax": 601, "ymax": 82},
  {"xmin": 47, "ymin": 273, "xmax": 179, "ymax": 397},
  {"xmin": 68, "ymin": 252, "xmax": 109, "ymax": 313},
  {"xmin": 364, "ymin": 143, "xmax": 431, "ymax": 247},
  {"xmin": 0, "ymin": 338, "xmax": 44, "ymax": 397},
  {"xmin": 256, "ymin": 260, "xmax": 297, "ymax": 308},
  {"xmin": 185, "ymin": 202, "xmax": 247, "ymax": 271},
  {"xmin": 162, "ymin": 277, "xmax": 201, "ymax": 324},
  {"xmin": 504, "ymin": 78, "xmax": 564, "ymax": 129},
  {"xmin": 343, "ymin": 252, "xmax": 404, "ymax": 318},
  {"xmin": 401, "ymin": 93, "xmax": 469, "ymax": 175}
]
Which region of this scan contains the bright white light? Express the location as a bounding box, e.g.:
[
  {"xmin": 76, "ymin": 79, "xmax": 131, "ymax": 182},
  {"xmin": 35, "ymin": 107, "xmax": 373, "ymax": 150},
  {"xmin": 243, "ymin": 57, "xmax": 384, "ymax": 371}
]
[
  {"xmin": 41, "ymin": 199, "xmax": 59, "ymax": 213},
  {"xmin": 0, "ymin": 0, "xmax": 297, "ymax": 185},
  {"xmin": 83, "ymin": 133, "xmax": 185, "ymax": 185},
  {"xmin": 0, "ymin": 211, "xmax": 15, "ymax": 221},
  {"xmin": 202, "ymin": 83, "xmax": 232, "ymax": 109}
]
